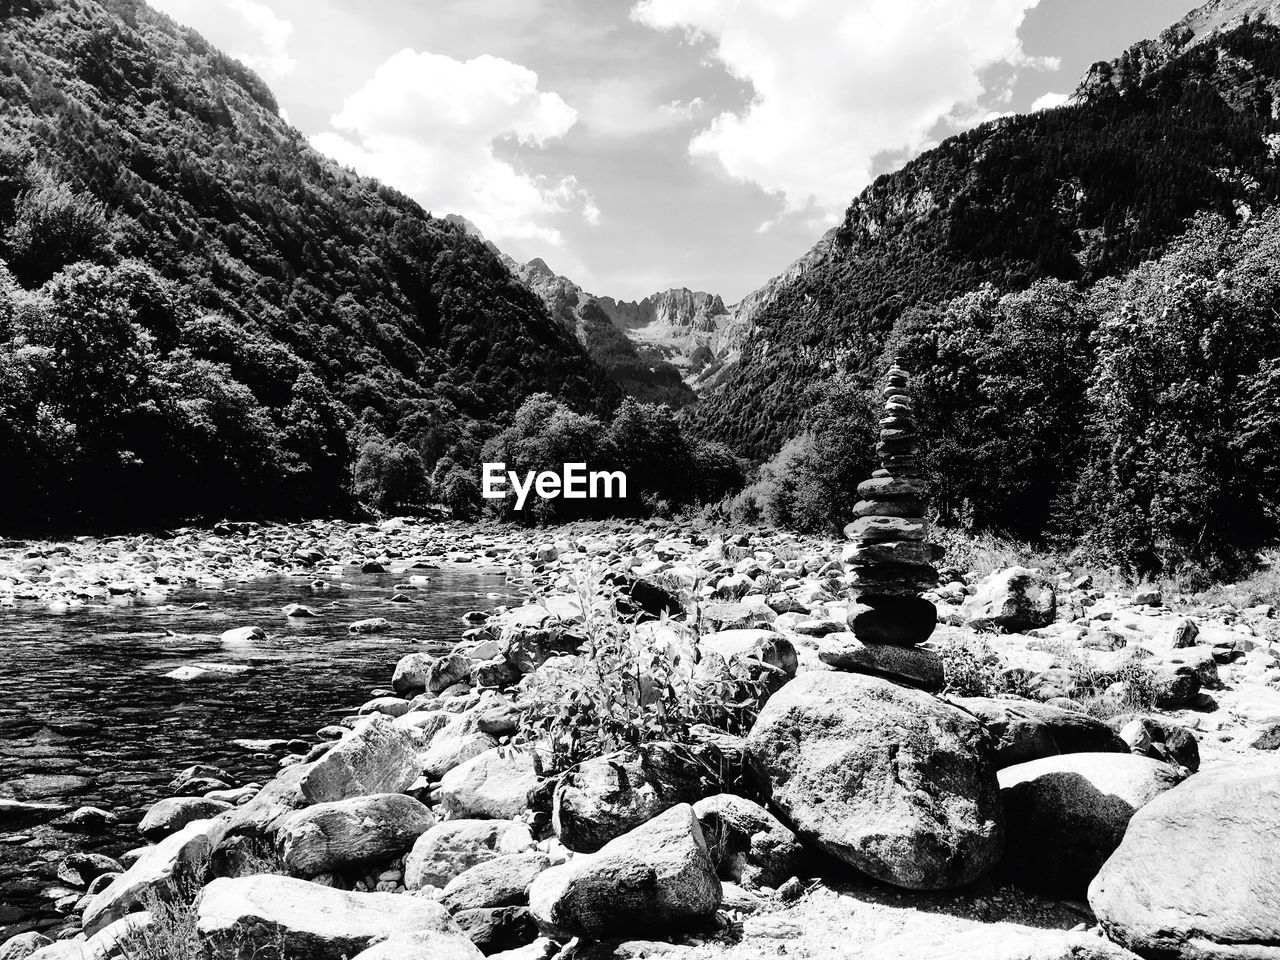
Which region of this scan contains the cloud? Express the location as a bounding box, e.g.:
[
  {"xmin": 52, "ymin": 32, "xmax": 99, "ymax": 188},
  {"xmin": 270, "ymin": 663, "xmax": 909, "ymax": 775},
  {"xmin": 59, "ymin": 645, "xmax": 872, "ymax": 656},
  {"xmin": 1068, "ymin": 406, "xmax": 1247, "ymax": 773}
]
[
  {"xmin": 310, "ymin": 49, "xmax": 595, "ymax": 246},
  {"xmin": 632, "ymin": 0, "xmax": 1054, "ymax": 221},
  {"xmin": 1031, "ymin": 91, "xmax": 1071, "ymax": 112},
  {"xmin": 147, "ymin": 0, "xmax": 295, "ymax": 79}
]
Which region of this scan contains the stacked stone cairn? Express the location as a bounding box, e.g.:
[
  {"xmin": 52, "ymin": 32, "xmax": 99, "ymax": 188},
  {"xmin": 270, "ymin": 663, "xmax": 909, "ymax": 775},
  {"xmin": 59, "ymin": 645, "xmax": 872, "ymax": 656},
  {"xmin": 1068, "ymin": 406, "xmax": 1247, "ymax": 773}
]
[{"xmin": 842, "ymin": 360, "xmax": 939, "ymax": 651}]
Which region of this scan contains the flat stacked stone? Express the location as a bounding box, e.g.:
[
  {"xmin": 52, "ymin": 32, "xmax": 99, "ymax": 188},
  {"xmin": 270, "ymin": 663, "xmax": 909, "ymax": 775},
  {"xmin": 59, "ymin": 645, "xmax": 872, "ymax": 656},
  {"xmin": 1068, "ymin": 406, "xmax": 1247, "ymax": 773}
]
[{"xmin": 841, "ymin": 362, "xmax": 938, "ymax": 648}]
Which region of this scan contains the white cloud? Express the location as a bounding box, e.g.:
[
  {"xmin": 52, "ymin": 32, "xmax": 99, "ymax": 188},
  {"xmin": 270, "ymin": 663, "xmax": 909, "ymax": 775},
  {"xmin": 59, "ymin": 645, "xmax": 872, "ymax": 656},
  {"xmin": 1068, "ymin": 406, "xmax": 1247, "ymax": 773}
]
[
  {"xmin": 632, "ymin": 0, "xmax": 1053, "ymax": 221},
  {"xmin": 310, "ymin": 49, "xmax": 595, "ymax": 246},
  {"xmin": 147, "ymin": 0, "xmax": 295, "ymax": 79},
  {"xmin": 1031, "ymin": 91, "xmax": 1071, "ymax": 112}
]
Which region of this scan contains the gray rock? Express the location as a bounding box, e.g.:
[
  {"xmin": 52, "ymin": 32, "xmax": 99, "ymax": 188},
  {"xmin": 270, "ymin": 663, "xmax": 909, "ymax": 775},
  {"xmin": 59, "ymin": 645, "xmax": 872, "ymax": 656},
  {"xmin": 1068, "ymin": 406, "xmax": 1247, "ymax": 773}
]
[
  {"xmin": 279, "ymin": 793, "xmax": 435, "ymax": 877},
  {"xmin": 441, "ymin": 853, "xmax": 551, "ymax": 912},
  {"xmin": 404, "ymin": 820, "xmax": 536, "ymax": 890},
  {"xmin": 553, "ymin": 742, "xmax": 715, "ymax": 853},
  {"xmin": 746, "ymin": 671, "xmax": 1003, "ymax": 890},
  {"xmin": 1112, "ymin": 714, "xmax": 1201, "ymax": 772},
  {"xmin": 691, "ymin": 794, "xmax": 807, "ymax": 889},
  {"xmin": 454, "ymin": 907, "xmax": 540, "ymax": 954},
  {"xmin": 438, "ymin": 748, "xmax": 538, "ymax": 821},
  {"xmin": 951, "ymin": 696, "xmax": 1128, "ymax": 769},
  {"xmin": 300, "ymin": 714, "xmax": 421, "ymax": 803},
  {"xmin": 859, "ymin": 926, "xmax": 1142, "ymax": 960},
  {"xmin": 0, "ymin": 933, "xmax": 52, "ymax": 960},
  {"xmin": 529, "ymin": 804, "xmax": 720, "ymax": 940},
  {"xmin": 83, "ymin": 817, "xmax": 218, "ymax": 936},
  {"xmin": 197, "ymin": 874, "xmax": 458, "ymax": 960},
  {"xmin": 998, "ymin": 752, "xmax": 1186, "ymax": 896},
  {"xmin": 818, "ymin": 633, "xmax": 944, "ymax": 690},
  {"xmin": 1089, "ymin": 757, "xmax": 1280, "ymax": 959},
  {"xmin": 392, "ymin": 653, "xmax": 436, "ymax": 696},
  {"xmin": 55, "ymin": 853, "xmax": 123, "ymax": 889},
  {"xmin": 351, "ymin": 930, "xmax": 484, "ymax": 960},
  {"xmin": 138, "ymin": 796, "xmax": 232, "ymax": 841},
  {"xmin": 961, "ymin": 567, "xmax": 1056, "ymax": 632}
]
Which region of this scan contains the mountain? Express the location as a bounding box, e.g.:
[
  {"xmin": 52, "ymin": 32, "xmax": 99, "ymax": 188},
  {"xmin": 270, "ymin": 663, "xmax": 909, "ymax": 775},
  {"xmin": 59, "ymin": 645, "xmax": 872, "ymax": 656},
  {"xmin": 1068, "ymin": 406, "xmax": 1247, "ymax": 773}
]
[
  {"xmin": 0, "ymin": 0, "xmax": 614, "ymax": 526},
  {"xmin": 692, "ymin": 5, "xmax": 1280, "ymax": 462},
  {"xmin": 443, "ymin": 215, "xmax": 694, "ymax": 407}
]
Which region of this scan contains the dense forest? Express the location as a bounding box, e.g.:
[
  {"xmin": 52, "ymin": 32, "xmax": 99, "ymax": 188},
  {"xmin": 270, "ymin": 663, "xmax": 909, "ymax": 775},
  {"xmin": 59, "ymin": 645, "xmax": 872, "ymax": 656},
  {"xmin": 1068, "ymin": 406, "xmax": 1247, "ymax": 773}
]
[{"xmin": 0, "ymin": 0, "xmax": 644, "ymax": 527}]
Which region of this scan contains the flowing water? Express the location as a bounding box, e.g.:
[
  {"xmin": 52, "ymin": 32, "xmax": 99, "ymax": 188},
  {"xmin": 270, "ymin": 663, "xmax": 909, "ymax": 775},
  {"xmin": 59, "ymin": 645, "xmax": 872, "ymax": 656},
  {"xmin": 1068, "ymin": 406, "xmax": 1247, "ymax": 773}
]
[{"xmin": 0, "ymin": 566, "xmax": 517, "ymax": 939}]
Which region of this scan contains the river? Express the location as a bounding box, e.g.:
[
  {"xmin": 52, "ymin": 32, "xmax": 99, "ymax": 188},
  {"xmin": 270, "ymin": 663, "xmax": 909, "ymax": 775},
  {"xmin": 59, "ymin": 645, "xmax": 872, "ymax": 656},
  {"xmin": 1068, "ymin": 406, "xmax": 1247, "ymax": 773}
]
[{"xmin": 0, "ymin": 565, "xmax": 517, "ymax": 940}]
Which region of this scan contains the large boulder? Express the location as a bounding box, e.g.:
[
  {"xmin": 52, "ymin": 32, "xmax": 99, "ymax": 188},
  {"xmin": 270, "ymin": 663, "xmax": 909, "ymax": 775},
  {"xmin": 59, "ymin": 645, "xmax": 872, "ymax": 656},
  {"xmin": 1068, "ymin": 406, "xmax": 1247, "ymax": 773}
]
[
  {"xmin": 951, "ymin": 696, "xmax": 1128, "ymax": 769},
  {"xmin": 438, "ymin": 748, "xmax": 538, "ymax": 821},
  {"xmin": 196, "ymin": 874, "xmax": 458, "ymax": 960},
  {"xmin": 819, "ymin": 633, "xmax": 943, "ymax": 690},
  {"xmin": 746, "ymin": 671, "xmax": 1003, "ymax": 890},
  {"xmin": 552, "ymin": 742, "xmax": 715, "ymax": 852},
  {"xmin": 404, "ymin": 819, "xmax": 536, "ymax": 890},
  {"xmin": 529, "ymin": 804, "xmax": 720, "ymax": 940},
  {"xmin": 998, "ymin": 752, "xmax": 1186, "ymax": 896},
  {"xmin": 441, "ymin": 853, "xmax": 552, "ymax": 912},
  {"xmin": 1089, "ymin": 757, "xmax": 1280, "ymax": 959},
  {"xmin": 961, "ymin": 567, "xmax": 1055, "ymax": 632},
  {"xmin": 279, "ymin": 793, "xmax": 435, "ymax": 877},
  {"xmin": 300, "ymin": 715, "xmax": 422, "ymax": 803},
  {"xmin": 138, "ymin": 796, "xmax": 232, "ymax": 841},
  {"xmin": 82, "ymin": 818, "xmax": 218, "ymax": 935},
  {"xmin": 691, "ymin": 794, "xmax": 808, "ymax": 889}
]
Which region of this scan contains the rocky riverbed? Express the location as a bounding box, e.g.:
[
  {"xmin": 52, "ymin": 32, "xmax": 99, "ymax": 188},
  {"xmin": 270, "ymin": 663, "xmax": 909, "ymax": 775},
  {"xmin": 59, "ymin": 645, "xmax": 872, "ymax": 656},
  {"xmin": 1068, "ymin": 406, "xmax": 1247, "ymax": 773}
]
[{"xmin": 1, "ymin": 517, "xmax": 1279, "ymax": 960}]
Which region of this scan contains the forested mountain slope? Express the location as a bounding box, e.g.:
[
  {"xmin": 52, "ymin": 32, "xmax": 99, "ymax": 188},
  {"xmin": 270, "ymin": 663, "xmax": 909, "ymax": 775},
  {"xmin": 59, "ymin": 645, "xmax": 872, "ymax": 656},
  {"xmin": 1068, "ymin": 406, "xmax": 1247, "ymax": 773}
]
[
  {"xmin": 0, "ymin": 0, "xmax": 613, "ymax": 526},
  {"xmin": 693, "ymin": 17, "xmax": 1280, "ymax": 461}
]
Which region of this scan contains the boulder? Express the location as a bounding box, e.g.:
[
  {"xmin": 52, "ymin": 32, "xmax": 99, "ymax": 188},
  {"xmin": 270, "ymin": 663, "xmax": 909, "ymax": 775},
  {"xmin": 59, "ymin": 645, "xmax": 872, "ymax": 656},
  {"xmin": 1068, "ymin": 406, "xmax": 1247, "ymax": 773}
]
[
  {"xmin": 1089, "ymin": 757, "xmax": 1280, "ymax": 959},
  {"xmin": 552, "ymin": 742, "xmax": 715, "ymax": 852},
  {"xmin": 196, "ymin": 874, "xmax": 457, "ymax": 960},
  {"xmin": 0, "ymin": 933, "xmax": 52, "ymax": 960},
  {"xmin": 860, "ymin": 926, "xmax": 1142, "ymax": 960},
  {"xmin": 961, "ymin": 567, "xmax": 1055, "ymax": 632},
  {"xmin": 441, "ymin": 853, "xmax": 551, "ymax": 912},
  {"xmin": 350, "ymin": 930, "xmax": 483, "ymax": 960},
  {"xmin": 279, "ymin": 793, "xmax": 435, "ymax": 877},
  {"xmin": 998, "ymin": 752, "xmax": 1186, "ymax": 896},
  {"xmin": 405, "ymin": 820, "xmax": 536, "ymax": 890},
  {"xmin": 529, "ymin": 804, "xmax": 720, "ymax": 940},
  {"xmin": 951, "ymin": 696, "xmax": 1128, "ymax": 769},
  {"xmin": 846, "ymin": 596, "xmax": 938, "ymax": 646},
  {"xmin": 300, "ymin": 714, "xmax": 421, "ymax": 803},
  {"xmin": 438, "ymin": 748, "xmax": 538, "ymax": 821},
  {"xmin": 56, "ymin": 853, "xmax": 123, "ymax": 889},
  {"xmin": 138, "ymin": 796, "xmax": 232, "ymax": 841},
  {"xmin": 82, "ymin": 818, "xmax": 217, "ymax": 936},
  {"xmin": 421, "ymin": 714, "xmax": 500, "ymax": 780},
  {"xmin": 746, "ymin": 671, "xmax": 1003, "ymax": 889},
  {"xmin": 818, "ymin": 633, "xmax": 943, "ymax": 690},
  {"xmin": 392, "ymin": 653, "xmax": 436, "ymax": 696},
  {"xmin": 1112, "ymin": 714, "xmax": 1201, "ymax": 772},
  {"xmin": 691, "ymin": 794, "xmax": 807, "ymax": 889}
]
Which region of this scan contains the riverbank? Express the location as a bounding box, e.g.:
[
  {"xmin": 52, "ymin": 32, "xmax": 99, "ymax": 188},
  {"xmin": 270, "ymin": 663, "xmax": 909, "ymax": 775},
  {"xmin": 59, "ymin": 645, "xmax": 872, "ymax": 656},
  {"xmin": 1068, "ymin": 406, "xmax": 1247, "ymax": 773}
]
[{"xmin": 2, "ymin": 519, "xmax": 1278, "ymax": 959}]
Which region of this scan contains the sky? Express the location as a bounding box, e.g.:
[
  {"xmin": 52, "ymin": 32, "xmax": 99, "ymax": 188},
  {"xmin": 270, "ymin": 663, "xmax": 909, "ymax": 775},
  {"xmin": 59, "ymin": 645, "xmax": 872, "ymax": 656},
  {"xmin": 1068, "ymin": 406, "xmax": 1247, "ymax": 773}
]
[{"xmin": 146, "ymin": 0, "xmax": 1194, "ymax": 302}]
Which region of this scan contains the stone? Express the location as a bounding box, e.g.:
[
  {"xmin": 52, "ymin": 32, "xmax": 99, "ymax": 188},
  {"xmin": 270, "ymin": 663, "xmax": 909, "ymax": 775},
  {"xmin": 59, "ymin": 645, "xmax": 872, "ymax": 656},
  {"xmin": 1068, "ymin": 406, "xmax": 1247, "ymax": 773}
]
[
  {"xmin": 300, "ymin": 714, "xmax": 421, "ymax": 803},
  {"xmin": 529, "ymin": 804, "xmax": 720, "ymax": 940},
  {"xmin": 430, "ymin": 653, "xmax": 474, "ymax": 694},
  {"xmin": 818, "ymin": 632, "xmax": 943, "ymax": 690},
  {"xmin": 691, "ymin": 794, "xmax": 807, "ymax": 889},
  {"xmin": 859, "ymin": 927, "xmax": 1142, "ymax": 960},
  {"xmin": 279, "ymin": 793, "xmax": 435, "ymax": 877},
  {"xmin": 196, "ymin": 875, "xmax": 458, "ymax": 960},
  {"xmin": 55, "ymin": 853, "xmax": 123, "ymax": 889},
  {"xmin": 856, "ymin": 477, "xmax": 929, "ymax": 500},
  {"xmin": 438, "ymin": 748, "xmax": 538, "ymax": 821},
  {"xmin": 350, "ymin": 930, "xmax": 484, "ymax": 960},
  {"xmin": 1113, "ymin": 714, "xmax": 1201, "ymax": 772},
  {"xmin": 746, "ymin": 671, "xmax": 1003, "ymax": 890},
  {"xmin": 952, "ymin": 696, "xmax": 1129, "ymax": 769},
  {"xmin": 220, "ymin": 626, "xmax": 264, "ymax": 644},
  {"xmin": 0, "ymin": 933, "xmax": 52, "ymax": 960},
  {"xmin": 553, "ymin": 742, "xmax": 715, "ymax": 853},
  {"xmin": 845, "ymin": 596, "xmax": 937, "ymax": 646},
  {"xmin": 843, "ymin": 540, "xmax": 934, "ymax": 566},
  {"xmin": 998, "ymin": 752, "xmax": 1187, "ymax": 896},
  {"xmin": 1089, "ymin": 757, "xmax": 1280, "ymax": 959},
  {"xmin": 282, "ymin": 603, "xmax": 316, "ymax": 617},
  {"xmin": 961, "ymin": 567, "xmax": 1056, "ymax": 632},
  {"xmin": 350, "ymin": 617, "xmax": 392, "ymax": 634},
  {"xmin": 844, "ymin": 517, "xmax": 928, "ymax": 542},
  {"xmin": 851, "ymin": 498, "xmax": 927, "ymax": 519},
  {"xmin": 82, "ymin": 817, "xmax": 217, "ymax": 936},
  {"xmin": 405, "ymin": 820, "xmax": 536, "ymax": 890},
  {"xmin": 441, "ymin": 853, "xmax": 552, "ymax": 912},
  {"xmin": 392, "ymin": 653, "xmax": 436, "ymax": 696},
  {"xmin": 138, "ymin": 796, "xmax": 232, "ymax": 841}
]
